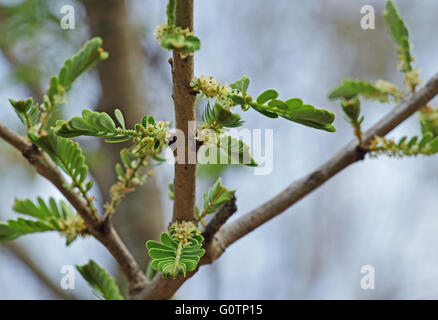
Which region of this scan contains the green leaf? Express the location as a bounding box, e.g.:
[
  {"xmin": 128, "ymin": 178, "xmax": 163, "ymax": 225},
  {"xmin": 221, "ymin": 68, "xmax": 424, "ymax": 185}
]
[
  {"xmin": 328, "ymin": 79, "xmax": 392, "ymax": 102},
  {"xmin": 383, "ymin": 0, "xmax": 412, "ymax": 72},
  {"xmin": 202, "ymin": 102, "xmax": 244, "ymax": 128},
  {"xmin": 182, "ymin": 35, "xmax": 201, "ymax": 53},
  {"xmin": 0, "ymin": 218, "xmax": 53, "ymax": 243},
  {"xmin": 146, "ymin": 232, "xmax": 205, "ymax": 278},
  {"xmin": 77, "ymin": 260, "xmax": 124, "ymax": 300},
  {"xmin": 214, "ymin": 101, "xmax": 244, "ymax": 128},
  {"xmin": 217, "ymin": 135, "xmax": 258, "ymax": 167},
  {"xmin": 201, "ymin": 178, "xmax": 235, "ymax": 216},
  {"xmin": 340, "ymin": 97, "xmax": 361, "ymax": 122},
  {"xmin": 419, "ymin": 107, "xmax": 438, "ymax": 137},
  {"xmin": 251, "ymin": 97, "xmax": 336, "ymax": 132},
  {"xmin": 160, "ymin": 33, "xmax": 201, "ymax": 54},
  {"xmin": 114, "ymin": 109, "xmax": 125, "ymax": 129},
  {"xmin": 371, "ymin": 132, "xmax": 438, "ymax": 157},
  {"xmin": 55, "ymin": 109, "xmax": 123, "ymax": 139},
  {"xmin": 39, "ymin": 37, "xmax": 108, "ymax": 132},
  {"xmin": 251, "ymin": 104, "xmax": 278, "ymax": 119},
  {"xmin": 256, "ymin": 89, "xmax": 278, "ymax": 105},
  {"xmin": 419, "ymin": 132, "xmax": 433, "ymax": 150},
  {"xmin": 8, "ymin": 97, "xmax": 39, "ymax": 129},
  {"xmin": 166, "ymin": 0, "xmax": 176, "ymax": 26},
  {"xmin": 230, "ymin": 76, "xmax": 250, "ymax": 96},
  {"xmin": 0, "ymin": 197, "xmax": 82, "ymax": 245},
  {"xmin": 57, "ymin": 37, "xmax": 109, "ymax": 90},
  {"xmin": 228, "ymin": 76, "xmax": 251, "ymax": 109},
  {"xmin": 39, "ymin": 130, "xmax": 89, "ymax": 183}
]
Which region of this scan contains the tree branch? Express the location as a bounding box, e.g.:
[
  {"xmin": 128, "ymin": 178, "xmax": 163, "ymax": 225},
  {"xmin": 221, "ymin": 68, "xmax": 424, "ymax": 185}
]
[
  {"xmin": 202, "ymin": 195, "xmax": 237, "ymax": 254},
  {"xmin": 0, "ymin": 122, "xmax": 146, "ymax": 291},
  {"xmin": 172, "ymin": 0, "xmax": 197, "ymax": 222},
  {"xmin": 210, "ymin": 71, "xmax": 438, "ymax": 260},
  {"xmin": 133, "ymin": 71, "xmax": 438, "ymax": 299}
]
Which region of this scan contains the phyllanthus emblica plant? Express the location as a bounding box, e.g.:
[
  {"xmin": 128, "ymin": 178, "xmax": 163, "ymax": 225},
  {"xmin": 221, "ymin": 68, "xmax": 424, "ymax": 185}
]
[
  {"xmin": 153, "ymin": 0, "xmax": 200, "ymax": 58},
  {"xmin": 0, "ymin": 0, "xmax": 435, "ymax": 299},
  {"xmin": 329, "ymin": 0, "xmax": 438, "ymax": 157},
  {"xmin": 0, "ymin": 0, "xmax": 337, "ymax": 295}
]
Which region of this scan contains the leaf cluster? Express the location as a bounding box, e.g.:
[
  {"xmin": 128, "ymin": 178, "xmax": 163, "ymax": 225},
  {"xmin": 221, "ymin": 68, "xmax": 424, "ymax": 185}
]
[
  {"xmin": 370, "ymin": 132, "xmax": 438, "ymax": 157},
  {"xmin": 146, "ymin": 232, "xmax": 205, "ymax": 278},
  {"xmin": 77, "ymin": 260, "xmax": 124, "ymax": 300},
  {"xmin": 0, "ymin": 197, "xmax": 85, "ymax": 245}
]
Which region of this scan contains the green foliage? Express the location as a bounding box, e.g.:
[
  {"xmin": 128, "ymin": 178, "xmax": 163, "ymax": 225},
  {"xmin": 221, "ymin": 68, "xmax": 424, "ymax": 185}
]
[
  {"xmin": 55, "ymin": 110, "xmax": 170, "ymax": 153},
  {"xmin": 370, "ymin": 132, "xmax": 438, "ymax": 157},
  {"xmin": 340, "ymin": 97, "xmax": 362, "ymax": 123},
  {"xmin": 114, "ymin": 109, "xmax": 125, "ymax": 129},
  {"xmin": 0, "ymin": 219, "xmax": 53, "ymax": 243},
  {"xmin": 198, "ymin": 178, "xmax": 235, "ymax": 220},
  {"xmin": 105, "ymin": 149, "xmax": 150, "ymax": 216},
  {"xmin": 8, "ymin": 37, "xmax": 108, "ymax": 140},
  {"xmin": 55, "ymin": 109, "xmax": 124, "ymax": 140},
  {"xmin": 383, "ymin": 0, "xmax": 412, "ymax": 73},
  {"xmin": 160, "ymin": 33, "xmax": 201, "ymax": 55},
  {"xmin": 55, "ymin": 109, "xmax": 168, "ymax": 217},
  {"xmin": 215, "ymin": 135, "xmax": 257, "ymax": 167},
  {"xmin": 3, "ymin": 38, "xmax": 108, "ymax": 249},
  {"xmin": 146, "ymin": 228, "xmax": 205, "ymax": 278},
  {"xmin": 194, "ymin": 75, "xmax": 336, "ymax": 132},
  {"xmin": 77, "ymin": 260, "xmax": 124, "ymax": 300},
  {"xmin": 33, "ymin": 130, "xmax": 89, "ymax": 185},
  {"xmin": 55, "ymin": 37, "xmax": 108, "ymax": 93},
  {"xmin": 250, "ymin": 90, "xmax": 336, "ymax": 132},
  {"xmin": 0, "ymin": 197, "xmax": 85, "ymax": 245},
  {"xmin": 0, "ymin": 0, "xmax": 59, "ymax": 46},
  {"xmin": 196, "ymin": 163, "xmax": 228, "ymax": 178},
  {"xmin": 340, "ymin": 97, "xmax": 364, "ymax": 145},
  {"xmin": 197, "ymin": 134, "xmax": 258, "ymax": 167},
  {"xmin": 40, "ymin": 37, "xmax": 108, "ymax": 132},
  {"xmin": 329, "ymin": 1, "xmax": 428, "ymax": 150},
  {"xmin": 382, "ymin": 0, "xmax": 420, "ymax": 92},
  {"xmin": 202, "ymin": 102, "xmax": 244, "ymax": 128},
  {"xmin": 28, "ymin": 130, "xmax": 97, "ymax": 216},
  {"xmin": 154, "ymin": 0, "xmax": 201, "ymax": 57},
  {"xmin": 229, "ymin": 76, "xmax": 251, "ymax": 109},
  {"xmin": 166, "ymin": 0, "xmax": 176, "ymax": 25},
  {"xmin": 420, "ymin": 107, "xmax": 438, "ymax": 137},
  {"xmin": 328, "ymin": 79, "xmax": 400, "ymax": 102},
  {"xmin": 8, "ymin": 97, "xmax": 39, "ymax": 129}
]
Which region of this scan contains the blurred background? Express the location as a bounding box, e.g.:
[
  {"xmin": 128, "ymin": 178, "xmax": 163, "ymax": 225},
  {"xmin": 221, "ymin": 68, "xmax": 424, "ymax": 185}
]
[{"xmin": 1, "ymin": 0, "xmax": 438, "ymax": 299}]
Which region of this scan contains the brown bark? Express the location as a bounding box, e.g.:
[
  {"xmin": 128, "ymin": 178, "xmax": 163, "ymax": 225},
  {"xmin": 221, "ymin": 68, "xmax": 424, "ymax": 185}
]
[{"xmin": 171, "ymin": 0, "xmax": 197, "ymax": 222}]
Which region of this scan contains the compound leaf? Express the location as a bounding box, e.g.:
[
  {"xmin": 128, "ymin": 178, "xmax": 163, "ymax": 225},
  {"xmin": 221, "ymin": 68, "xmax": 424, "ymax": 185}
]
[
  {"xmin": 202, "ymin": 178, "xmax": 235, "ymax": 216},
  {"xmin": 77, "ymin": 260, "xmax": 124, "ymax": 300}
]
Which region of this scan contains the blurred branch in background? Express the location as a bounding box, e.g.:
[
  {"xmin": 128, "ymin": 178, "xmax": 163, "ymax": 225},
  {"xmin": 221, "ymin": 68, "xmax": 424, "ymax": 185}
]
[
  {"xmin": 3, "ymin": 242, "xmax": 76, "ymax": 300},
  {"xmin": 0, "ymin": 4, "xmax": 43, "ymax": 101},
  {"xmin": 81, "ymin": 0, "xmax": 164, "ymax": 274}
]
